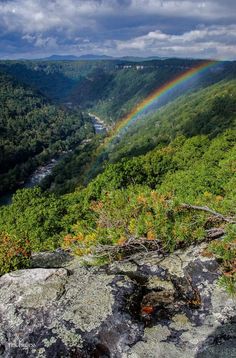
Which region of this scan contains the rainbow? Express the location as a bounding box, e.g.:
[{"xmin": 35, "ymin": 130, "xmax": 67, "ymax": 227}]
[{"xmin": 103, "ymin": 59, "xmax": 220, "ymax": 148}]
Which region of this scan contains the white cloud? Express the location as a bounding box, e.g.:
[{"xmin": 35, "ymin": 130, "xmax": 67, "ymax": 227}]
[
  {"xmin": 0, "ymin": 0, "xmax": 97, "ymax": 34},
  {"xmin": 115, "ymin": 25, "xmax": 236, "ymax": 59}
]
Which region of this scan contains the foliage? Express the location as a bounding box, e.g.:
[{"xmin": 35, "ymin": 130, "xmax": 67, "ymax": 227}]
[
  {"xmin": 40, "ymin": 137, "xmax": 102, "ymax": 195},
  {"xmin": 0, "ymin": 232, "xmax": 31, "ymax": 275},
  {"xmin": 40, "ymin": 79, "xmax": 236, "ymax": 191},
  {"xmin": 59, "ymin": 130, "xmax": 236, "ymax": 265},
  {"xmin": 0, "ymin": 128, "xmax": 235, "ymax": 278},
  {"xmin": 84, "ymin": 129, "xmax": 236, "ymax": 205},
  {"xmin": 1, "ymin": 59, "xmax": 235, "ymax": 123},
  {"xmin": 106, "ymin": 80, "xmax": 236, "ymax": 163},
  {"xmin": 0, "ymin": 72, "xmax": 94, "ymax": 194},
  {"xmin": 0, "ymin": 62, "xmax": 235, "ymax": 294},
  {"xmin": 1, "ymin": 61, "xmax": 234, "ymax": 195},
  {"xmin": 209, "ymin": 225, "xmax": 236, "ymax": 295},
  {"xmin": 62, "ymin": 186, "xmax": 207, "ymax": 260},
  {"xmin": 0, "ymin": 187, "xmax": 66, "ymax": 253}
]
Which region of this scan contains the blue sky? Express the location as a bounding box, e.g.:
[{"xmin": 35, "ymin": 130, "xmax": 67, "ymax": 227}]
[{"xmin": 0, "ymin": 0, "xmax": 235, "ymax": 59}]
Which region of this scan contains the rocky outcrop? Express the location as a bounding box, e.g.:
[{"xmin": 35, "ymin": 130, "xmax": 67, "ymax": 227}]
[{"xmin": 0, "ymin": 243, "xmax": 235, "ymax": 357}]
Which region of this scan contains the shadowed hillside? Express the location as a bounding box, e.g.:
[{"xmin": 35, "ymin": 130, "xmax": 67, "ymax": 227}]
[{"xmin": 0, "ymin": 72, "xmax": 94, "ymax": 194}]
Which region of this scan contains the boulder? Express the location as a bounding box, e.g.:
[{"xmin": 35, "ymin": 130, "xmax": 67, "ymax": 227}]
[
  {"xmin": 0, "ymin": 243, "xmax": 235, "ymax": 357},
  {"xmin": 30, "ymin": 249, "xmax": 73, "ymax": 268}
]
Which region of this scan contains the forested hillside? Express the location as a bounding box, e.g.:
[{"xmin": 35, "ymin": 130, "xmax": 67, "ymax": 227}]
[
  {"xmin": 0, "ymin": 71, "xmax": 235, "ymax": 292},
  {"xmin": 40, "ymin": 79, "xmax": 236, "ymax": 194},
  {"xmin": 2, "ymin": 59, "xmax": 235, "ymax": 197},
  {"xmin": 0, "ymin": 129, "xmax": 235, "ymax": 291},
  {"xmin": 1, "ymin": 59, "xmax": 236, "ymax": 123},
  {"xmin": 0, "ymin": 57, "xmax": 235, "ymax": 294},
  {"xmin": 0, "ymin": 72, "xmax": 94, "ymax": 194},
  {"xmin": 105, "ymin": 79, "xmax": 236, "ymax": 162}
]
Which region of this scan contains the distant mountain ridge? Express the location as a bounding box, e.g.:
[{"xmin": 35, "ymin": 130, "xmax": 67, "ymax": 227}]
[
  {"xmin": 41, "ymin": 54, "xmax": 114, "ymax": 61},
  {"xmin": 38, "ymin": 54, "xmax": 166, "ymax": 61}
]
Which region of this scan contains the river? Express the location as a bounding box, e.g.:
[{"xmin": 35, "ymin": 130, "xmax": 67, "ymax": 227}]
[
  {"xmin": 88, "ymin": 112, "xmax": 108, "ymax": 134},
  {"xmin": 0, "ymin": 113, "xmax": 107, "ymax": 206}
]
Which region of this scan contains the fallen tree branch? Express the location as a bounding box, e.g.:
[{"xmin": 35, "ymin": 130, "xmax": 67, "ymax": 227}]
[
  {"xmin": 90, "ymin": 237, "xmax": 164, "ymax": 261},
  {"xmin": 89, "ymin": 226, "xmax": 225, "ymax": 262},
  {"xmin": 92, "ymin": 228, "xmax": 225, "ymax": 260},
  {"xmin": 206, "ymin": 228, "xmax": 225, "ymax": 239},
  {"xmin": 86, "ymin": 205, "xmax": 234, "ymax": 263},
  {"xmin": 181, "ymin": 204, "xmax": 236, "ymax": 224}
]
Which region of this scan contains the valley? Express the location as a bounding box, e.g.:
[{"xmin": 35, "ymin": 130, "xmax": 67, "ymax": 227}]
[
  {"xmin": 0, "ymin": 58, "xmax": 235, "ymax": 357},
  {"xmin": 1, "ymin": 0, "xmax": 236, "ymax": 355},
  {"xmin": 0, "ymin": 112, "xmax": 106, "ymax": 205}
]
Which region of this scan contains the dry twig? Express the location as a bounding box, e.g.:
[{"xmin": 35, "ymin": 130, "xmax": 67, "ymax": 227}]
[
  {"xmin": 91, "ymin": 237, "xmax": 163, "ymax": 261},
  {"xmin": 89, "ymin": 204, "xmax": 234, "ymax": 262},
  {"xmin": 181, "ymin": 204, "xmax": 236, "ymax": 224}
]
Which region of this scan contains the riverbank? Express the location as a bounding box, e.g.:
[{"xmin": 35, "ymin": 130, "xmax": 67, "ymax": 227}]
[
  {"xmin": 0, "ymin": 157, "xmax": 65, "ymax": 206},
  {"xmin": 0, "ymin": 113, "xmax": 107, "ymax": 206}
]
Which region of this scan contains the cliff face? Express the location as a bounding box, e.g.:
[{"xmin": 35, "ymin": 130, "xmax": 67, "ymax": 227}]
[{"xmin": 0, "ymin": 243, "xmax": 235, "ymax": 358}]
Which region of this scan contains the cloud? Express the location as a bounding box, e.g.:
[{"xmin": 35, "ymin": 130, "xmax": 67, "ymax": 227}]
[
  {"xmin": 0, "ymin": 0, "xmax": 235, "ymax": 59},
  {"xmin": 0, "ymin": 0, "xmax": 235, "ymax": 35},
  {"xmin": 22, "ymin": 34, "xmax": 58, "ymax": 49},
  {"xmin": 115, "ymin": 25, "xmax": 236, "ymax": 59}
]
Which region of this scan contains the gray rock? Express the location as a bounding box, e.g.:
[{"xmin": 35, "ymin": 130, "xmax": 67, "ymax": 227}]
[
  {"xmin": 30, "ymin": 249, "xmax": 73, "ymax": 268},
  {"xmin": 0, "ymin": 243, "xmax": 235, "ymax": 357},
  {"xmin": 126, "ymin": 243, "xmax": 236, "ymax": 358}
]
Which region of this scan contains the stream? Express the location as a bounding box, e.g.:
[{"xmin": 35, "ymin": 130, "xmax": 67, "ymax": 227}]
[{"xmin": 0, "ymin": 113, "xmax": 107, "ymax": 206}]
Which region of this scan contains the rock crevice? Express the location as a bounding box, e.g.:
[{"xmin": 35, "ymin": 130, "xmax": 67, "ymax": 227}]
[{"xmin": 0, "ymin": 243, "xmax": 235, "ymax": 357}]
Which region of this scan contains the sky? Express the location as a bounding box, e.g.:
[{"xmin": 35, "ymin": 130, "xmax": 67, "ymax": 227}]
[{"xmin": 0, "ymin": 0, "xmax": 236, "ymax": 59}]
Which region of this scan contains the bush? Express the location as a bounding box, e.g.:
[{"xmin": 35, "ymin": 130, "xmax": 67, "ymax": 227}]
[
  {"xmin": 0, "ymin": 232, "xmax": 31, "ymax": 275},
  {"xmin": 0, "ymin": 187, "xmax": 66, "ymax": 253},
  {"xmin": 62, "ymin": 186, "xmax": 207, "ymax": 259},
  {"xmin": 209, "ymin": 225, "xmax": 236, "ymax": 295}
]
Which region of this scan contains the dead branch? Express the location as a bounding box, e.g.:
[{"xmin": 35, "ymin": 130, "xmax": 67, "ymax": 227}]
[
  {"xmin": 90, "ymin": 225, "xmax": 228, "ymax": 261},
  {"xmin": 88, "ymin": 204, "xmax": 234, "ymax": 262},
  {"xmin": 181, "ymin": 204, "xmax": 236, "ymax": 224},
  {"xmin": 91, "ymin": 237, "xmax": 164, "ymax": 261},
  {"xmin": 206, "ymin": 228, "xmax": 225, "ymax": 239}
]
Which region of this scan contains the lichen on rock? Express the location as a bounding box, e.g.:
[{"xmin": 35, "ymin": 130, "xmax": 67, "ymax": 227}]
[{"xmin": 0, "ymin": 244, "xmax": 235, "ymax": 357}]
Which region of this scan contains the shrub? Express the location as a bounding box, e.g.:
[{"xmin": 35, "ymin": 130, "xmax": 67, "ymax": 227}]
[
  {"xmin": 209, "ymin": 225, "xmax": 236, "ymax": 295},
  {"xmin": 62, "ymin": 186, "xmax": 207, "ymax": 260},
  {"xmin": 0, "ymin": 232, "xmax": 31, "ymax": 275}
]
